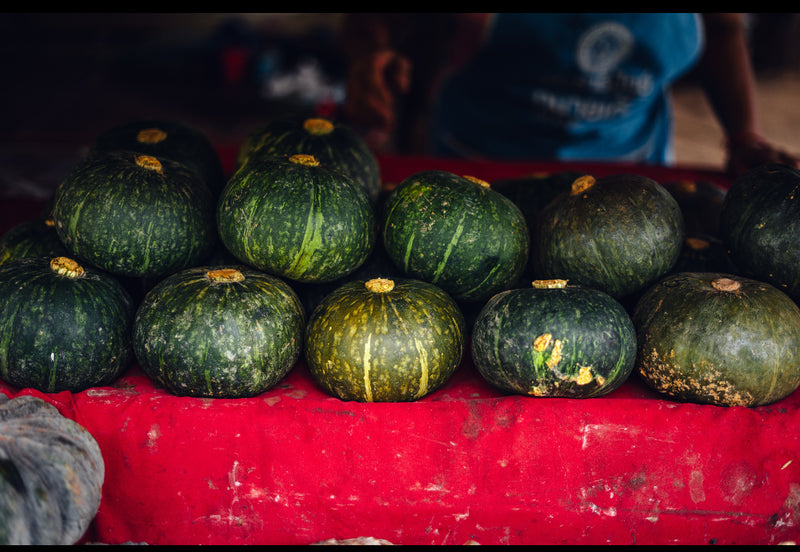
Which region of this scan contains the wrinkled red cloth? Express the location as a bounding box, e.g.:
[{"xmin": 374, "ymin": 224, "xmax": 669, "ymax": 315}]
[{"xmin": 1, "ymin": 154, "xmax": 798, "ymax": 545}]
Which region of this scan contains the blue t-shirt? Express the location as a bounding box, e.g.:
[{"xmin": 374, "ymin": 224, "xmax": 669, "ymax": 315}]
[{"xmin": 429, "ymin": 13, "xmax": 703, "ymax": 164}]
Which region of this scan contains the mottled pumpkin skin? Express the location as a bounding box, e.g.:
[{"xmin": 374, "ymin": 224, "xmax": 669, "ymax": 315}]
[
  {"xmin": 134, "ymin": 266, "xmax": 306, "ymax": 398},
  {"xmin": 720, "ymin": 163, "xmax": 800, "ymax": 303},
  {"xmin": 0, "ymin": 256, "xmax": 135, "ymax": 393},
  {"xmin": 491, "ymin": 171, "xmax": 586, "ymax": 282},
  {"xmin": 217, "ymin": 155, "xmax": 376, "ymax": 284},
  {"xmin": 382, "ymin": 170, "xmax": 529, "ymax": 303},
  {"xmin": 0, "ymin": 217, "xmax": 69, "ymax": 268},
  {"xmin": 632, "ymin": 272, "xmax": 800, "ymax": 407},
  {"xmin": 236, "ymin": 116, "xmax": 382, "ymax": 204},
  {"xmin": 532, "ymin": 173, "xmax": 684, "ymax": 299},
  {"xmin": 88, "ymin": 118, "xmax": 226, "ymax": 196},
  {"xmin": 305, "ymin": 278, "xmax": 465, "ymax": 402},
  {"xmin": 53, "ymin": 150, "xmax": 218, "ymax": 279},
  {"xmin": 471, "ymin": 282, "xmax": 636, "ymax": 398},
  {"xmin": 0, "ymin": 394, "xmax": 104, "ymax": 545}
]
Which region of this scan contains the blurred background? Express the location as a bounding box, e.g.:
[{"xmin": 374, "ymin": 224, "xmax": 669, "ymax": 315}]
[{"xmin": 1, "ymin": 13, "xmax": 799, "ymax": 200}]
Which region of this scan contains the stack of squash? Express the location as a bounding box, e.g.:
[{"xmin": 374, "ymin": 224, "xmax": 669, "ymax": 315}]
[
  {"xmin": 3, "ymin": 114, "xmax": 800, "ymax": 544},
  {"xmin": 0, "ymin": 117, "xmax": 798, "ymax": 408}
]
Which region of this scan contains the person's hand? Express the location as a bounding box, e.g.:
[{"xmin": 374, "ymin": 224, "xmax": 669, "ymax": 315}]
[
  {"xmin": 344, "ymin": 49, "xmax": 412, "ymax": 150},
  {"xmin": 725, "ymin": 131, "xmax": 800, "ymax": 177}
]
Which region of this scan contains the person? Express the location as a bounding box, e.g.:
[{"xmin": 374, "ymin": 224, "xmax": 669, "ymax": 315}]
[{"xmin": 340, "ymin": 13, "xmax": 798, "ymax": 176}]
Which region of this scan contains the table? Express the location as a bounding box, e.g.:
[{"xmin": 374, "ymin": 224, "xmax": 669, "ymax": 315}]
[{"xmin": 1, "ymin": 152, "xmax": 799, "ymax": 545}]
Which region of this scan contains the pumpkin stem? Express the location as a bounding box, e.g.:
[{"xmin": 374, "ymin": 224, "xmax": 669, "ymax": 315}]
[
  {"xmin": 303, "ymin": 118, "xmax": 335, "ymax": 135},
  {"xmin": 462, "ymin": 175, "xmax": 490, "ymax": 188},
  {"xmin": 289, "ymin": 154, "xmax": 320, "ymax": 167},
  {"xmin": 135, "ymin": 155, "xmax": 163, "ymax": 174},
  {"xmin": 570, "ymin": 175, "xmax": 596, "ymax": 195},
  {"xmin": 206, "ymin": 268, "xmax": 245, "ymax": 283},
  {"xmin": 365, "ymin": 278, "xmax": 395, "ymax": 293},
  {"xmin": 136, "ymin": 128, "xmax": 168, "ymax": 144},
  {"xmin": 711, "ymin": 277, "xmax": 742, "ymax": 292},
  {"xmin": 685, "ymin": 237, "xmax": 711, "ymax": 251},
  {"xmin": 673, "ymin": 180, "xmax": 697, "ymax": 194},
  {"xmin": 532, "ymin": 279, "xmax": 568, "ymax": 289},
  {"xmin": 50, "ymin": 256, "xmax": 85, "ymax": 278}
]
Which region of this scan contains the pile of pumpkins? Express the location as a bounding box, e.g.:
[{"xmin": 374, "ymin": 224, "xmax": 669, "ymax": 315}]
[
  {"xmin": 2, "ymin": 115, "xmax": 800, "ymax": 546},
  {"xmin": 1, "ymin": 116, "xmax": 800, "ymax": 410}
]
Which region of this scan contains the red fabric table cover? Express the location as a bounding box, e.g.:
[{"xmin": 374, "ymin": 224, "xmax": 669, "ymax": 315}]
[{"xmin": 1, "ymin": 152, "xmax": 799, "ymax": 546}]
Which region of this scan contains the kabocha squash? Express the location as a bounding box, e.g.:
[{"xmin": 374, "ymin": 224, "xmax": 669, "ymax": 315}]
[
  {"xmin": 236, "ymin": 116, "xmax": 381, "ymax": 203},
  {"xmin": 0, "ymin": 217, "xmax": 69, "ymax": 267},
  {"xmin": 0, "ymin": 256, "xmax": 135, "ymax": 393},
  {"xmin": 491, "ymin": 171, "xmax": 585, "ymax": 281},
  {"xmin": 662, "ymin": 179, "xmax": 727, "ymax": 237},
  {"xmin": 632, "ymin": 272, "xmax": 800, "ymax": 407},
  {"xmin": 720, "ymin": 163, "xmax": 800, "ymax": 303},
  {"xmin": 471, "ymin": 279, "xmax": 636, "ymax": 398},
  {"xmin": 670, "ymin": 233, "xmax": 738, "ymax": 275},
  {"xmin": 291, "ymin": 238, "xmax": 402, "ymax": 317},
  {"xmin": 218, "ymin": 153, "xmax": 376, "ymax": 284},
  {"xmin": 305, "ymin": 278, "xmax": 465, "ymax": 402},
  {"xmin": 490, "ymin": 171, "xmax": 586, "ymax": 224},
  {"xmin": 52, "ymin": 150, "xmax": 217, "ymax": 279},
  {"xmin": 0, "ymin": 394, "xmax": 104, "ymax": 545},
  {"xmin": 88, "ymin": 118, "xmax": 226, "ymax": 196},
  {"xmin": 532, "ymin": 173, "xmax": 684, "ymax": 300},
  {"xmin": 134, "ymin": 266, "xmax": 305, "ymax": 398},
  {"xmin": 382, "ymin": 170, "xmax": 529, "ymax": 303}
]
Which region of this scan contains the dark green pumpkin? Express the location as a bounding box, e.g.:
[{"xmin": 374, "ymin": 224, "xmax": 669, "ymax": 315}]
[
  {"xmin": 236, "ymin": 116, "xmax": 381, "ymax": 204},
  {"xmin": 0, "ymin": 217, "xmax": 69, "ymax": 268},
  {"xmin": 490, "ymin": 170, "xmax": 586, "ymax": 224},
  {"xmin": 471, "ymin": 279, "xmax": 636, "ymax": 398},
  {"xmin": 382, "ymin": 170, "xmax": 529, "ymax": 303},
  {"xmin": 532, "ymin": 173, "xmax": 684, "ymax": 300},
  {"xmin": 290, "ymin": 238, "xmax": 402, "ymax": 317},
  {"xmin": 720, "ymin": 163, "xmax": 800, "ymax": 303},
  {"xmin": 52, "ymin": 150, "xmax": 217, "ymax": 279},
  {"xmin": 670, "ymin": 233, "xmax": 738, "ymax": 275},
  {"xmin": 305, "ymin": 277, "xmax": 465, "ymax": 402},
  {"xmin": 661, "ymin": 179, "xmax": 727, "ymax": 237},
  {"xmin": 491, "ymin": 171, "xmax": 586, "ymax": 282},
  {"xmin": 218, "ymin": 153, "xmax": 376, "ymax": 284},
  {"xmin": 0, "ymin": 256, "xmax": 134, "ymax": 393},
  {"xmin": 133, "ymin": 266, "xmax": 305, "ymax": 398},
  {"xmin": 632, "ymin": 272, "xmax": 800, "ymax": 407},
  {"xmin": 88, "ymin": 118, "xmax": 226, "ymax": 196},
  {"xmin": 0, "ymin": 394, "xmax": 104, "ymax": 545}
]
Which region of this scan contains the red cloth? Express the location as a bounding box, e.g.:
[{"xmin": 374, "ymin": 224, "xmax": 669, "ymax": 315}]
[{"xmin": 2, "ymin": 154, "xmax": 799, "ymax": 545}]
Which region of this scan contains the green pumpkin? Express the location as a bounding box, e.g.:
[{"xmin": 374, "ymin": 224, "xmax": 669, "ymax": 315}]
[
  {"xmin": 632, "ymin": 272, "xmax": 800, "ymax": 407},
  {"xmin": 218, "ymin": 153, "xmax": 376, "ymax": 284},
  {"xmin": 720, "ymin": 163, "xmax": 800, "ymax": 302},
  {"xmin": 305, "ymin": 277, "xmax": 465, "ymax": 402},
  {"xmin": 88, "ymin": 118, "xmax": 226, "ymax": 196},
  {"xmin": 236, "ymin": 116, "xmax": 381, "ymax": 203},
  {"xmin": 382, "ymin": 170, "xmax": 529, "ymax": 303},
  {"xmin": 0, "ymin": 256, "xmax": 134, "ymax": 393},
  {"xmin": 133, "ymin": 266, "xmax": 305, "ymax": 398},
  {"xmin": 532, "ymin": 173, "xmax": 684, "ymax": 299},
  {"xmin": 670, "ymin": 233, "xmax": 738, "ymax": 275},
  {"xmin": 662, "ymin": 179, "xmax": 727, "ymax": 237},
  {"xmin": 52, "ymin": 150, "xmax": 217, "ymax": 279},
  {"xmin": 0, "ymin": 217, "xmax": 69, "ymax": 268},
  {"xmin": 471, "ymin": 279, "xmax": 636, "ymax": 398}
]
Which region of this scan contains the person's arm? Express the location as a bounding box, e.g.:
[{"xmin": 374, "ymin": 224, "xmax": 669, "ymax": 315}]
[
  {"xmin": 698, "ymin": 13, "xmax": 798, "ymax": 176},
  {"xmin": 340, "ymin": 14, "xmax": 415, "ymax": 150}
]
